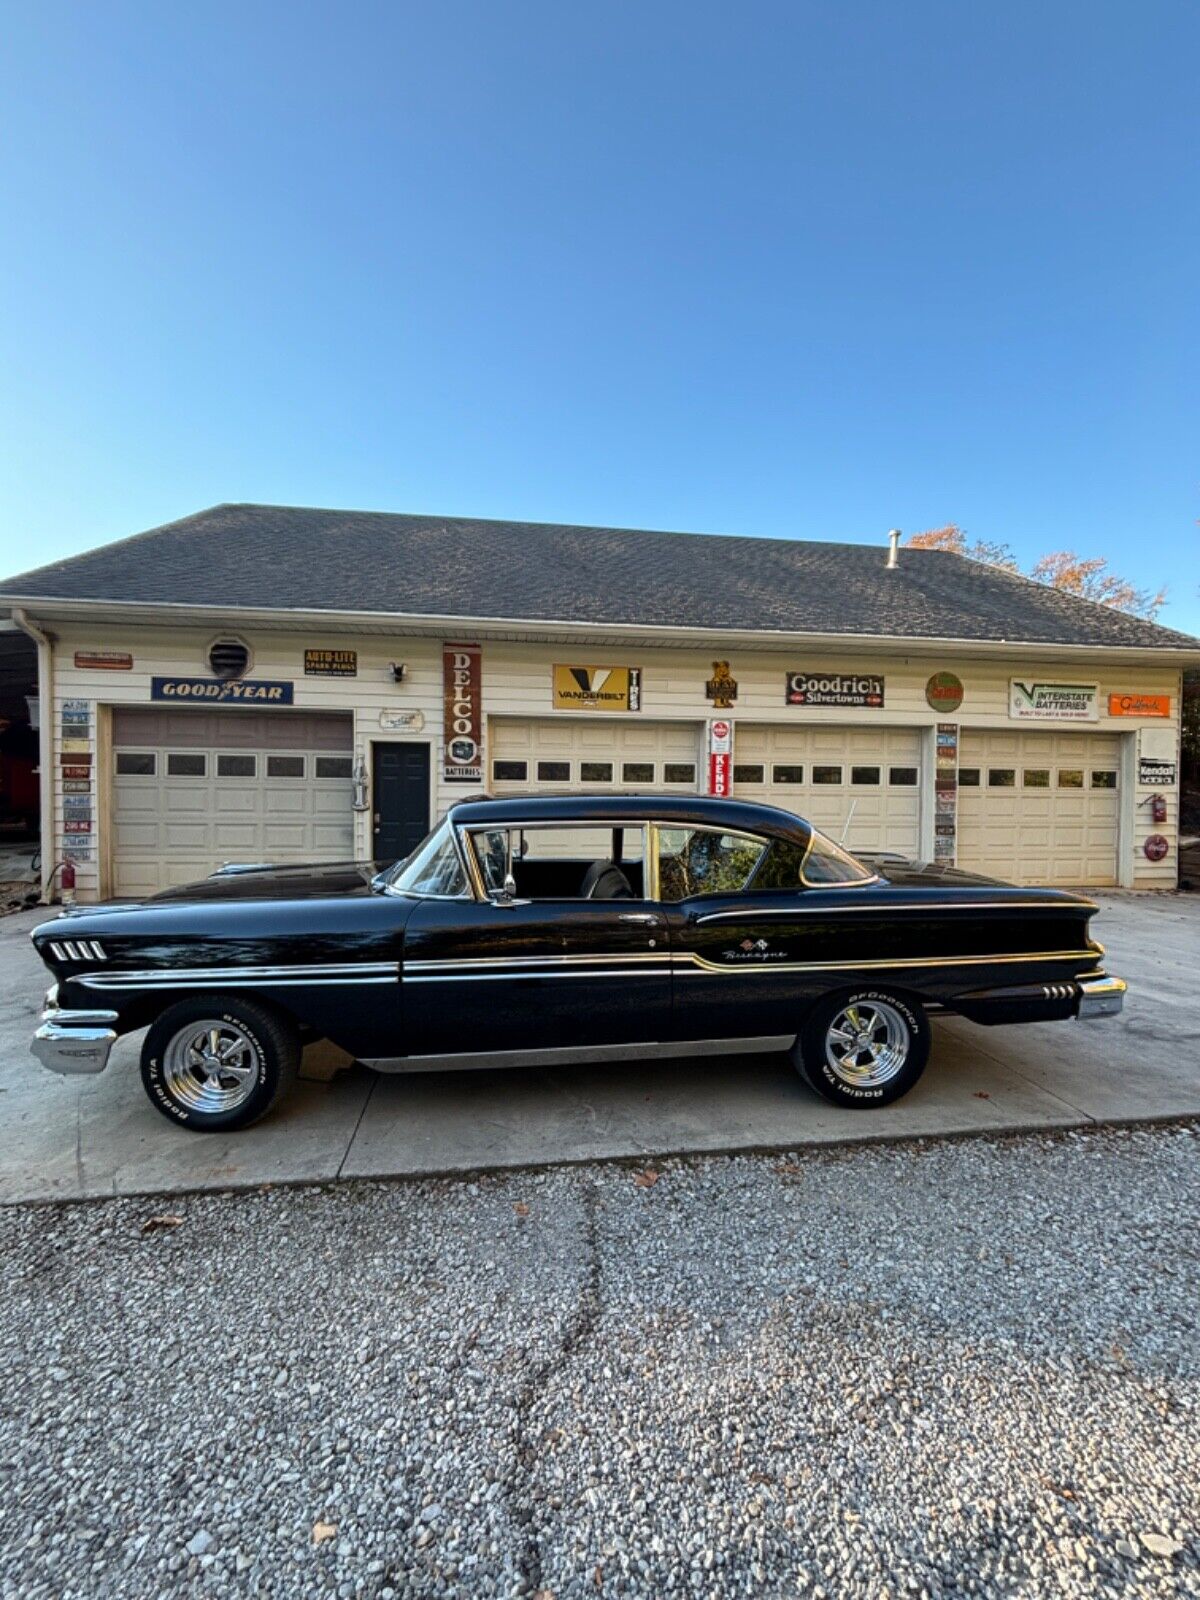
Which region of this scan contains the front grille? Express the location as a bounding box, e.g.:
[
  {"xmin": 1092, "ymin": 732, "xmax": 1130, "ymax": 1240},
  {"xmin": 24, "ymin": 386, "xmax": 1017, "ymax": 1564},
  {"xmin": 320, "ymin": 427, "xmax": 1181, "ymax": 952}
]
[{"xmin": 48, "ymin": 939, "xmax": 108, "ymax": 962}]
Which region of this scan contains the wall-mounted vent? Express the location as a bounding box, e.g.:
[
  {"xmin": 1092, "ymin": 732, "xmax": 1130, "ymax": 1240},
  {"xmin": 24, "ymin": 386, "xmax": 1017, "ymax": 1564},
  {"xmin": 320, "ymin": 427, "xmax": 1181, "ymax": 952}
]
[{"xmin": 208, "ymin": 637, "xmax": 251, "ymax": 681}]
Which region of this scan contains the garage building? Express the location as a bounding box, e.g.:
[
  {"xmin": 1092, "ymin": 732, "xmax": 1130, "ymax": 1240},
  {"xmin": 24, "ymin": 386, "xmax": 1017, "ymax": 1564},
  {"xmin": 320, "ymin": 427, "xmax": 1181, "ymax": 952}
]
[{"xmin": 0, "ymin": 503, "xmax": 1195, "ymax": 900}]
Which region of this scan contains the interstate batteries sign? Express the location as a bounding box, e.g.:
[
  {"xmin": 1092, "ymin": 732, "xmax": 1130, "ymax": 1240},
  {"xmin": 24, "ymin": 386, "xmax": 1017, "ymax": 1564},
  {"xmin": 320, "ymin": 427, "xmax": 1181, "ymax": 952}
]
[
  {"xmin": 151, "ymin": 677, "xmax": 294, "ymax": 704},
  {"xmin": 552, "ymin": 666, "xmax": 642, "ymax": 712},
  {"xmin": 1009, "ymin": 680, "xmax": 1098, "ymax": 722},
  {"xmin": 786, "ymin": 672, "xmax": 884, "ymax": 709}
]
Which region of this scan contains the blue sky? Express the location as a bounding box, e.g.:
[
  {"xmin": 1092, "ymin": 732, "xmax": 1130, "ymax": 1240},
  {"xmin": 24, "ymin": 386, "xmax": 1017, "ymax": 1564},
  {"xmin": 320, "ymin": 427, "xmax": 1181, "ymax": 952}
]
[{"xmin": 2, "ymin": 2, "xmax": 1198, "ymax": 633}]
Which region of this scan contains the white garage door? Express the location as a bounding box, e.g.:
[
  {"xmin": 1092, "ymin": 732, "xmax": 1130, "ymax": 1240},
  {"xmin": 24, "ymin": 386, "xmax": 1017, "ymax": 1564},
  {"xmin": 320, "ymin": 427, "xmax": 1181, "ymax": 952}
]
[
  {"xmin": 732, "ymin": 725, "xmax": 922, "ymax": 856},
  {"xmin": 111, "ymin": 707, "xmax": 355, "ymax": 895},
  {"xmin": 957, "ymin": 729, "xmax": 1121, "ymax": 886},
  {"xmin": 490, "ymin": 718, "xmax": 703, "ymax": 794}
]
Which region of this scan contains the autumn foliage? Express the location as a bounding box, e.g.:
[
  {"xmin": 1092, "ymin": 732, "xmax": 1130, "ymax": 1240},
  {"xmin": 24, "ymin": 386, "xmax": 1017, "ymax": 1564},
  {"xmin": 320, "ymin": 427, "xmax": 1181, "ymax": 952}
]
[{"xmin": 907, "ymin": 525, "xmax": 1166, "ymax": 620}]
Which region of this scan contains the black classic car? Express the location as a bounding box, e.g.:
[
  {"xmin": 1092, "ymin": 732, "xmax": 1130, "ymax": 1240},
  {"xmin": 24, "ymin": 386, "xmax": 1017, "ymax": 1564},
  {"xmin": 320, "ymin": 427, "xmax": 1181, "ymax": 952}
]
[{"xmin": 30, "ymin": 793, "xmax": 1125, "ymax": 1130}]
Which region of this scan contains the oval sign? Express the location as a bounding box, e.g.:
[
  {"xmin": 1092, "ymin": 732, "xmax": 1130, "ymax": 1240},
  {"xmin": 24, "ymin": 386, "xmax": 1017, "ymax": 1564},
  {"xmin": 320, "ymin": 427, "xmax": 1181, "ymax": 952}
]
[
  {"xmin": 926, "ymin": 671, "xmax": 964, "ymax": 713},
  {"xmin": 1144, "ymin": 834, "xmax": 1170, "ymax": 862}
]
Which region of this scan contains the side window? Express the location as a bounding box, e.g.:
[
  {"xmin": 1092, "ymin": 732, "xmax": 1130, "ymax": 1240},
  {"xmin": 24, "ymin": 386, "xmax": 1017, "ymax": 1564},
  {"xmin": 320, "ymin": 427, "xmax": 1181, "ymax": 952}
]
[
  {"xmin": 469, "ymin": 825, "xmax": 646, "ymax": 900},
  {"xmin": 655, "ymin": 827, "xmax": 766, "ymax": 902}
]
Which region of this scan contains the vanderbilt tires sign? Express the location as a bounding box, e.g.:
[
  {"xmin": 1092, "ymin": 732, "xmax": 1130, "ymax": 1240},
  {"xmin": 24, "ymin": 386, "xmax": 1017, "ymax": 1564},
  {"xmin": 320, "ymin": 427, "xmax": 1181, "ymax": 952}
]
[{"xmin": 553, "ymin": 665, "xmax": 642, "ymax": 712}]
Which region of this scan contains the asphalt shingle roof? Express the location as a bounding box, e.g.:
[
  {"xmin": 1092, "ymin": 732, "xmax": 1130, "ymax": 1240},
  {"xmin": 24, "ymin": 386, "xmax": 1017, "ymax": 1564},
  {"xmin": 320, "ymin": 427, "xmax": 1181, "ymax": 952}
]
[{"xmin": 0, "ymin": 503, "xmax": 1195, "ymax": 650}]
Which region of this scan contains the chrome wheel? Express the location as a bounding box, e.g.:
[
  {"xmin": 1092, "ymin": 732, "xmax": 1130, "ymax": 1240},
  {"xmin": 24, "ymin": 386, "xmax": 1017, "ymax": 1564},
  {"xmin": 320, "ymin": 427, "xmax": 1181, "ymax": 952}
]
[
  {"xmin": 825, "ymin": 1000, "xmax": 910, "ymax": 1089},
  {"xmin": 161, "ymin": 1019, "xmax": 262, "ymax": 1114}
]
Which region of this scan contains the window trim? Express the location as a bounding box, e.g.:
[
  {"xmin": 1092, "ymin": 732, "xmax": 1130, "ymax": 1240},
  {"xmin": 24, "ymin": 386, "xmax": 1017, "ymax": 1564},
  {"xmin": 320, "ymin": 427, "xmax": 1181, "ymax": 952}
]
[{"xmin": 458, "ymin": 820, "xmax": 652, "ymax": 903}]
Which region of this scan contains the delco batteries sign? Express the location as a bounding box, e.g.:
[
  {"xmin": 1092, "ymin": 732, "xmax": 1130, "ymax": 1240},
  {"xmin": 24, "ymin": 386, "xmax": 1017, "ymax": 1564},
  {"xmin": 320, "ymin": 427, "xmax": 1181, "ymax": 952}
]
[
  {"xmin": 786, "ymin": 672, "xmax": 884, "ymax": 709},
  {"xmin": 151, "ymin": 677, "xmax": 294, "ymax": 704}
]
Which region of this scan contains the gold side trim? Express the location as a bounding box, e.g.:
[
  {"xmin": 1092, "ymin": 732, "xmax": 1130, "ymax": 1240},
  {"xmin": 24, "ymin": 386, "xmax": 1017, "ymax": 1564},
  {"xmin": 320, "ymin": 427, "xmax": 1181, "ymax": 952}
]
[{"xmin": 678, "ymin": 948, "xmax": 1103, "ymax": 976}]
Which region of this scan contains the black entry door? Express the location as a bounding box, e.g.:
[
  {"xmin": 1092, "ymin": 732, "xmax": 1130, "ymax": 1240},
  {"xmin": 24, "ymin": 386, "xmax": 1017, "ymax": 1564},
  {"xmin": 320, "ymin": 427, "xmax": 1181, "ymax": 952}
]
[{"xmin": 372, "ymin": 742, "xmax": 430, "ymax": 865}]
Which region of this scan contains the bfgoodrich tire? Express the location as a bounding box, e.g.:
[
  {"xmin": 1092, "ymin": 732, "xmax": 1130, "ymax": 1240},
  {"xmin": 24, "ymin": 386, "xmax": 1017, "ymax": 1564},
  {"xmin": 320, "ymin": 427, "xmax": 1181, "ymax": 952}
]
[
  {"xmin": 140, "ymin": 996, "xmax": 298, "ymax": 1131},
  {"xmin": 794, "ymin": 988, "xmax": 930, "ymax": 1108}
]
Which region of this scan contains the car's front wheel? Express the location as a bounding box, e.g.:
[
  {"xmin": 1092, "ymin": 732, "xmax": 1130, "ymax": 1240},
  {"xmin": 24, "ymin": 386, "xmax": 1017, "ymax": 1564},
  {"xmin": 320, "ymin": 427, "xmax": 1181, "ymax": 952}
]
[
  {"xmin": 794, "ymin": 988, "xmax": 930, "ymax": 1108},
  {"xmin": 140, "ymin": 997, "xmax": 297, "ymax": 1131}
]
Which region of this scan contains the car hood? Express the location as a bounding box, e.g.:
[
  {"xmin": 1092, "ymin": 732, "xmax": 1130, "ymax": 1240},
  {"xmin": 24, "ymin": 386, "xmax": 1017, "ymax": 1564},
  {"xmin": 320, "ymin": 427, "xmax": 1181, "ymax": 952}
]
[{"xmin": 139, "ymin": 860, "xmax": 384, "ymax": 904}]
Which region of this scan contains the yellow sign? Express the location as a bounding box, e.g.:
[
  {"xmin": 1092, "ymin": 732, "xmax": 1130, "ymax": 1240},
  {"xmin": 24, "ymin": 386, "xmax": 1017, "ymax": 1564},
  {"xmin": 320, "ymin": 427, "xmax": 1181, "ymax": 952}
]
[{"xmin": 552, "ymin": 665, "xmax": 642, "ymax": 712}]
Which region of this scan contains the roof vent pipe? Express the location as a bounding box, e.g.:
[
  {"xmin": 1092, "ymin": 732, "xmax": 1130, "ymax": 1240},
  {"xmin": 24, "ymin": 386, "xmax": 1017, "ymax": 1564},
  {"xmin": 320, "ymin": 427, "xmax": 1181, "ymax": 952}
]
[{"xmin": 886, "ymin": 529, "xmax": 901, "ymax": 569}]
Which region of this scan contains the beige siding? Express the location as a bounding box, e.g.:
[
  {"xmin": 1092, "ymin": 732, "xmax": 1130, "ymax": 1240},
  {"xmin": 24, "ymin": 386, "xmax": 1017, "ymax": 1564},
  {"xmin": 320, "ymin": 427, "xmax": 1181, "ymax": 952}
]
[{"xmin": 39, "ymin": 622, "xmax": 1184, "ymax": 897}]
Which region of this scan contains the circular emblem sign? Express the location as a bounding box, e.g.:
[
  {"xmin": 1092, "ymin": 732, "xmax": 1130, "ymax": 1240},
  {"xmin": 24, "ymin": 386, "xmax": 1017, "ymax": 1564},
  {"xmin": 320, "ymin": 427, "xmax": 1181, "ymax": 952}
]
[
  {"xmin": 1144, "ymin": 834, "xmax": 1169, "ymax": 862},
  {"xmin": 926, "ymin": 671, "xmax": 964, "ymax": 713},
  {"xmin": 712, "ymin": 720, "xmax": 731, "ymax": 740}
]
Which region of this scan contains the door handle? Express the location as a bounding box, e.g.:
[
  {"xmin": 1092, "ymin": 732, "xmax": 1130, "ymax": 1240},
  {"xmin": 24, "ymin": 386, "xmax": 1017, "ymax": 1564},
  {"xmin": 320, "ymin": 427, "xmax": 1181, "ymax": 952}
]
[{"xmin": 618, "ymin": 912, "xmax": 660, "ymax": 924}]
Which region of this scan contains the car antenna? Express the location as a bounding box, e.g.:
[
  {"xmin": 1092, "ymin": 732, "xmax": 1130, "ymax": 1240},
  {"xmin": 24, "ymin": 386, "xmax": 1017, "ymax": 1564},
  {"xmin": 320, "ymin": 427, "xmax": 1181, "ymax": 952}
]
[{"xmin": 839, "ymin": 800, "xmax": 858, "ymax": 845}]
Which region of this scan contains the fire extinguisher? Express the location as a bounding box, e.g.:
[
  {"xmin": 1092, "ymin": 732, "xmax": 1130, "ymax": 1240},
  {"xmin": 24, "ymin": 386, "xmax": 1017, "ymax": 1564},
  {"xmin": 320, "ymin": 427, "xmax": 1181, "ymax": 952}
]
[
  {"xmin": 1151, "ymin": 792, "xmax": 1167, "ymax": 824},
  {"xmin": 60, "ymin": 858, "xmax": 76, "ymax": 908}
]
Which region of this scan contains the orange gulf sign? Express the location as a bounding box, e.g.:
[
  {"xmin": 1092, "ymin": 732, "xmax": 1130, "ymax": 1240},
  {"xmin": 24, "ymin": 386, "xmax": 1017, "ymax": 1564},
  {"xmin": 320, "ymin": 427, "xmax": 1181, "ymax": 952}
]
[{"xmin": 1108, "ymin": 693, "xmax": 1170, "ymax": 718}]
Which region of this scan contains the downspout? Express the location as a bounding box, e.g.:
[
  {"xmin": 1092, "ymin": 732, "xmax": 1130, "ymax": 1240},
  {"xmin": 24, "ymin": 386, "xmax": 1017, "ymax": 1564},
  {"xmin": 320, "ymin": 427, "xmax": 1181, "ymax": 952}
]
[{"xmin": 11, "ymin": 608, "xmax": 53, "ymax": 902}]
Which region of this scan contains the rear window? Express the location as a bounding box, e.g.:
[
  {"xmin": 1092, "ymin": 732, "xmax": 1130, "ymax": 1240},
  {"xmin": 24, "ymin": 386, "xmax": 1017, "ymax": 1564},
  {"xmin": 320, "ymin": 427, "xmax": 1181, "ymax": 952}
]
[{"xmin": 751, "ymin": 832, "xmax": 877, "ymax": 889}]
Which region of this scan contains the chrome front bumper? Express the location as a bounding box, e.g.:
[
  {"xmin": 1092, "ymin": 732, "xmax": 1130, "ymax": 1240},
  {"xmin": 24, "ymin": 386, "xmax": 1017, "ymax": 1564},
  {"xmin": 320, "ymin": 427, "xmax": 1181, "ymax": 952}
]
[
  {"xmin": 1076, "ymin": 973, "xmax": 1127, "ymax": 1019},
  {"xmin": 31, "ymin": 991, "xmax": 119, "ymax": 1076}
]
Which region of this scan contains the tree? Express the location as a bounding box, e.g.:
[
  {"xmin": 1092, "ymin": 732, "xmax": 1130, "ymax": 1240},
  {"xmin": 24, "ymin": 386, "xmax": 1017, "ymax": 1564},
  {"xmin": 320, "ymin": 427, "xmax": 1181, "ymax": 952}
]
[
  {"xmin": 907, "ymin": 524, "xmax": 1019, "ymax": 571},
  {"xmin": 1028, "ymin": 551, "xmax": 1166, "ymax": 620},
  {"xmin": 907, "ymin": 525, "xmax": 1166, "ymax": 620}
]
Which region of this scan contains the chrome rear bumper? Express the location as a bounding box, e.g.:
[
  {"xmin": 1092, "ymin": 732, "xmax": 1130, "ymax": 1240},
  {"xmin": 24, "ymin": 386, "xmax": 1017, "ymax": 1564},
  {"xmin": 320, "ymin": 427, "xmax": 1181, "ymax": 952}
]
[
  {"xmin": 1076, "ymin": 973, "xmax": 1127, "ymax": 1019},
  {"xmin": 32, "ymin": 997, "xmax": 119, "ymax": 1076}
]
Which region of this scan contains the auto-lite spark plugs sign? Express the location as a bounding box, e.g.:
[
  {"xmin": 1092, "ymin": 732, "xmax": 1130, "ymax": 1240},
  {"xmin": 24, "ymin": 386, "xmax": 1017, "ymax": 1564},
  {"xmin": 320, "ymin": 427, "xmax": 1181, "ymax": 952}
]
[
  {"xmin": 786, "ymin": 672, "xmax": 885, "ymax": 708},
  {"xmin": 443, "ymin": 644, "xmax": 482, "ymax": 783},
  {"xmin": 707, "ymin": 719, "xmax": 733, "ymax": 796}
]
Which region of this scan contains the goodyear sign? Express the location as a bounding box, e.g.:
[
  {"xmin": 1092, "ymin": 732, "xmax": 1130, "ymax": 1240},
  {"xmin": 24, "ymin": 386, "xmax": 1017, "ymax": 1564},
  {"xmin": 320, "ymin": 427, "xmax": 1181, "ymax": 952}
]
[
  {"xmin": 552, "ymin": 665, "xmax": 642, "ymax": 712},
  {"xmin": 151, "ymin": 677, "xmax": 294, "ymax": 704}
]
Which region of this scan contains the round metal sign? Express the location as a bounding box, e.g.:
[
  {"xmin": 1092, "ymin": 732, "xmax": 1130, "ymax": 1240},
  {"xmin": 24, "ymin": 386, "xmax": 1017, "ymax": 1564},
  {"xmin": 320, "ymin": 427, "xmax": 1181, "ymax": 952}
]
[
  {"xmin": 926, "ymin": 672, "xmax": 964, "ymax": 713},
  {"xmin": 1144, "ymin": 834, "xmax": 1169, "ymax": 862}
]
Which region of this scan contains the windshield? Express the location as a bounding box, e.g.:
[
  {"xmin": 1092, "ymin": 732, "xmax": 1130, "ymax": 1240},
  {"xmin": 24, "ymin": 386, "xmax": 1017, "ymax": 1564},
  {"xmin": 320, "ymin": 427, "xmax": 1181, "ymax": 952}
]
[{"xmin": 388, "ymin": 820, "xmax": 471, "ymax": 898}]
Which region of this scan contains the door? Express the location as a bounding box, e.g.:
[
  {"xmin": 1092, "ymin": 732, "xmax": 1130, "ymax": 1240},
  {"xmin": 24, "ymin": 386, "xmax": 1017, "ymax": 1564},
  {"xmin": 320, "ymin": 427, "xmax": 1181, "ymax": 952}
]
[
  {"xmin": 372, "ymin": 742, "xmax": 430, "ymax": 866},
  {"xmin": 111, "ymin": 707, "xmax": 354, "ymax": 894},
  {"xmin": 489, "ymin": 717, "xmax": 702, "ymax": 795},
  {"xmin": 401, "ymin": 821, "xmax": 671, "ymax": 1055},
  {"xmin": 731, "ymin": 724, "xmax": 922, "ymax": 857},
  {"xmin": 956, "ymin": 729, "xmax": 1120, "ymax": 885}
]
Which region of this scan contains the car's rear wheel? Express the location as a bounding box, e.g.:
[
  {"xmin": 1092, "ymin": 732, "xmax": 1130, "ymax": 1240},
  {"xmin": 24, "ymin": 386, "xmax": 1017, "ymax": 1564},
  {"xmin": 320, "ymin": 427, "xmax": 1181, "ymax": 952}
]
[
  {"xmin": 794, "ymin": 988, "xmax": 929, "ymax": 1108},
  {"xmin": 140, "ymin": 996, "xmax": 297, "ymax": 1131}
]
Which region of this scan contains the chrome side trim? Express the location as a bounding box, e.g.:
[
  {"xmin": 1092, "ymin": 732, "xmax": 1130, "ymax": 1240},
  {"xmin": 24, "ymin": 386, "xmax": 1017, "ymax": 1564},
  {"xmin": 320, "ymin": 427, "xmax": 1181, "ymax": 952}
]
[
  {"xmin": 406, "ymin": 952, "xmax": 670, "ymax": 971},
  {"xmin": 363, "ymin": 1034, "xmax": 796, "ymax": 1073},
  {"xmin": 405, "ymin": 968, "xmax": 674, "ymax": 983},
  {"xmin": 693, "ymin": 900, "xmax": 1098, "ymax": 924},
  {"xmin": 1076, "ymin": 973, "xmax": 1126, "ymax": 1019},
  {"xmin": 78, "ymin": 962, "xmax": 400, "ymax": 991},
  {"xmin": 404, "ymin": 949, "xmax": 1104, "ymax": 982}
]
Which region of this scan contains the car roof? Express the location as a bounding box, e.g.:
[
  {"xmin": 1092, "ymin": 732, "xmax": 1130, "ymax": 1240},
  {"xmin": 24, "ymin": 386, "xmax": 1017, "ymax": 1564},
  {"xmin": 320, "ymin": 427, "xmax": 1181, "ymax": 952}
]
[{"xmin": 447, "ymin": 791, "xmax": 814, "ymax": 843}]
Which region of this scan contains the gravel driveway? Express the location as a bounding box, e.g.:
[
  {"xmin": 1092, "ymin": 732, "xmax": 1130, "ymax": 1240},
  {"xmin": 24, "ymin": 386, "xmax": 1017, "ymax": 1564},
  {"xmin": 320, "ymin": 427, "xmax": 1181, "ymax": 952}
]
[{"xmin": 2, "ymin": 1126, "xmax": 1197, "ymax": 1599}]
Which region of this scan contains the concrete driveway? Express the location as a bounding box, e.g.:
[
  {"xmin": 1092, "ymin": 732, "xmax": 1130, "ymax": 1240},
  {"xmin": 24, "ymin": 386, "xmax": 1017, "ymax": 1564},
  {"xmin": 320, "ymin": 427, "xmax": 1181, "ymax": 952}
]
[{"xmin": 1, "ymin": 893, "xmax": 1197, "ymax": 1204}]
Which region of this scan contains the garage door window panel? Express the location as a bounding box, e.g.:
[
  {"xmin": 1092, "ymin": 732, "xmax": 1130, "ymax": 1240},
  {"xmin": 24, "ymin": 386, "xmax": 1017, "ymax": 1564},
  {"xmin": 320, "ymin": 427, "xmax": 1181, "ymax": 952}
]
[
  {"xmin": 851, "ymin": 766, "xmax": 881, "ymax": 786},
  {"xmin": 622, "ymin": 762, "xmax": 654, "ymax": 784},
  {"xmin": 812, "ymin": 766, "xmax": 843, "ymax": 785},
  {"xmin": 663, "ymin": 763, "xmax": 697, "ymax": 785},
  {"xmin": 266, "ymin": 756, "xmax": 306, "ymax": 779},
  {"xmin": 217, "ymin": 754, "xmax": 257, "ymax": 778},
  {"xmin": 1058, "ymin": 769, "xmax": 1084, "ymax": 789},
  {"xmin": 115, "ymin": 752, "xmax": 156, "ymax": 777},
  {"xmin": 1092, "ymin": 770, "xmax": 1117, "ymax": 789},
  {"xmin": 888, "ymin": 766, "xmax": 918, "ymax": 787},
  {"xmin": 492, "ymin": 760, "xmax": 527, "ymax": 782},
  {"xmin": 167, "ymin": 753, "xmax": 206, "ymax": 778}
]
